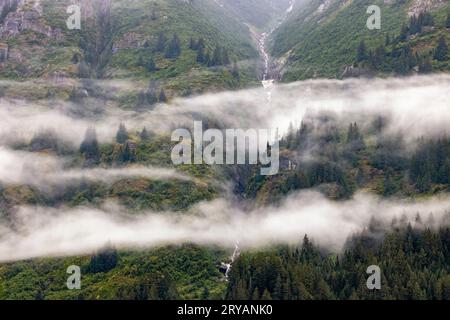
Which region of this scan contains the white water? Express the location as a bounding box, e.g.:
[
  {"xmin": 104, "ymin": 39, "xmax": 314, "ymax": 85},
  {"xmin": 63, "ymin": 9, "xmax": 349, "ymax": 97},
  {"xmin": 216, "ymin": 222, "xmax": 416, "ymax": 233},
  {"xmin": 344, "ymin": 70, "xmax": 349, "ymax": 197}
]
[
  {"xmin": 259, "ymin": 0, "xmax": 295, "ymax": 100},
  {"xmin": 222, "ymin": 242, "xmax": 240, "ymax": 280},
  {"xmin": 223, "ymin": 1, "xmax": 296, "ymax": 279}
]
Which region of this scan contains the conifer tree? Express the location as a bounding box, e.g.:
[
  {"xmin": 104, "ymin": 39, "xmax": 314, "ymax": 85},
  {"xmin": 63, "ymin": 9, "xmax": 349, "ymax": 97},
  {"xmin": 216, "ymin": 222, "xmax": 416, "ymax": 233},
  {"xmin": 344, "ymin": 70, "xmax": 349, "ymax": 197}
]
[
  {"xmin": 156, "ymin": 32, "xmax": 166, "ymax": 52},
  {"xmin": 147, "ymin": 57, "xmax": 157, "ymax": 72},
  {"xmin": 434, "ymin": 36, "xmax": 448, "ymax": 61},
  {"xmin": 140, "ymin": 127, "xmax": 150, "ymax": 141},
  {"xmin": 80, "ymin": 127, "xmax": 100, "ymax": 164},
  {"xmin": 116, "ymin": 123, "xmax": 129, "ymax": 144},
  {"xmin": 165, "ymin": 34, "xmax": 181, "ymax": 59},
  {"xmin": 159, "ymin": 88, "xmax": 167, "ymax": 103},
  {"xmin": 356, "ymin": 40, "xmax": 368, "ymax": 62}
]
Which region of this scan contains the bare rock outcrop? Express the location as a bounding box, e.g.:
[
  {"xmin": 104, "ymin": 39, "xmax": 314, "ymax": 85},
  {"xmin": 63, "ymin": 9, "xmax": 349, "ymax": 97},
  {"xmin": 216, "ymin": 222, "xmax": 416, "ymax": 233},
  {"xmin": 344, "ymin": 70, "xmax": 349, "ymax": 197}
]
[{"xmin": 0, "ymin": 0, "xmax": 62, "ymax": 41}]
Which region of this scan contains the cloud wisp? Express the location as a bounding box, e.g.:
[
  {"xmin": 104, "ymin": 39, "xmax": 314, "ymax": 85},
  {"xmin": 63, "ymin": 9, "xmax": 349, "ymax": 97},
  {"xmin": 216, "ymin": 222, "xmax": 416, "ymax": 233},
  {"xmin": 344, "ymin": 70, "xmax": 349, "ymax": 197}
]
[
  {"xmin": 1, "ymin": 191, "xmax": 449, "ymax": 262},
  {"xmin": 0, "ymin": 75, "xmax": 449, "ymax": 147},
  {"xmin": 0, "ymin": 148, "xmax": 190, "ymax": 191}
]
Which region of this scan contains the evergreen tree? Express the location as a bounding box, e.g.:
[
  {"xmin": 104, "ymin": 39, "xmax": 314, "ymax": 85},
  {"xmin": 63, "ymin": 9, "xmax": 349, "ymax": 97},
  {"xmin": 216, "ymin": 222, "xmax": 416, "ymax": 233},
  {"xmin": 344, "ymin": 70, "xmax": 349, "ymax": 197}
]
[
  {"xmin": 211, "ymin": 46, "xmax": 223, "ymax": 66},
  {"xmin": 399, "ymin": 23, "xmax": 409, "ymax": 41},
  {"xmin": 136, "ymin": 54, "xmax": 144, "ymax": 68},
  {"xmin": 146, "ymin": 90, "xmax": 158, "ymax": 106},
  {"xmin": 159, "ymin": 88, "xmax": 167, "ymax": 103},
  {"xmin": 86, "ymin": 246, "xmax": 118, "ymax": 274},
  {"xmin": 156, "ymin": 32, "xmax": 166, "ymax": 52},
  {"xmin": 231, "ymin": 61, "xmax": 240, "ymax": 80},
  {"xmin": 121, "ymin": 141, "xmax": 136, "ymax": 163},
  {"xmin": 116, "ymin": 123, "xmax": 129, "ymax": 144},
  {"xmin": 165, "ymin": 34, "xmax": 181, "ymax": 59},
  {"xmin": 446, "ymin": 13, "xmax": 450, "ymax": 28},
  {"xmin": 80, "ymin": 127, "xmax": 100, "ymax": 164},
  {"xmin": 356, "ymin": 40, "xmax": 368, "ymax": 62},
  {"xmin": 434, "ymin": 36, "xmax": 448, "ymax": 61},
  {"xmin": 196, "ymin": 45, "xmax": 206, "ymax": 64},
  {"xmin": 147, "ymin": 57, "xmax": 157, "ymax": 72},
  {"xmin": 418, "ymin": 55, "xmax": 432, "ymax": 74},
  {"xmin": 222, "ymin": 48, "xmax": 230, "ymax": 66},
  {"xmin": 189, "ymin": 37, "xmax": 196, "ymax": 50},
  {"xmin": 385, "ymin": 33, "xmax": 391, "ymax": 46},
  {"xmin": 140, "ymin": 127, "xmax": 150, "ymax": 141}
]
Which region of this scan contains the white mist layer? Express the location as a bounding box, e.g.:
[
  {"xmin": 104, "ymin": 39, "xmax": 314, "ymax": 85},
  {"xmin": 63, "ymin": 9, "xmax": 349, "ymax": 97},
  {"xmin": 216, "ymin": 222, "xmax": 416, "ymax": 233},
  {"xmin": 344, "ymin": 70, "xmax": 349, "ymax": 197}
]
[
  {"xmin": 0, "ymin": 75, "xmax": 449, "ymax": 146},
  {"xmin": 0, "ymin": 148, "xmax": 189, "ymax": 189},
  {"xmin": 1, "ymin": 191, "xmax": 449, "ymax": 262}
]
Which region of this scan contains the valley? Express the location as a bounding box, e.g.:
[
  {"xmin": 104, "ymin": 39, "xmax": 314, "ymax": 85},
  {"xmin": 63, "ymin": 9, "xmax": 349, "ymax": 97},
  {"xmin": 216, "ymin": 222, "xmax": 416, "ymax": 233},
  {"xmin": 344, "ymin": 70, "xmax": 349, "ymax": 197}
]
[{"xmin": 0, "ymin": 0, "xmax": 449, "ymax": 301}]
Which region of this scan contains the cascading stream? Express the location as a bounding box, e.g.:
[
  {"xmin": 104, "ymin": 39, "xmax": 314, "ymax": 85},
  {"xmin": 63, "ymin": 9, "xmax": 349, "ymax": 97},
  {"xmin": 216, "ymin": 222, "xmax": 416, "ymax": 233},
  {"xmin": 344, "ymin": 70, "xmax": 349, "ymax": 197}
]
[
  {"xmin": 259, "ymin": 0, "xmax": 295, "ymax": 100},
  {"xmin": 223, "ymin": 1, "xmax": 296, "ymax": 280}
]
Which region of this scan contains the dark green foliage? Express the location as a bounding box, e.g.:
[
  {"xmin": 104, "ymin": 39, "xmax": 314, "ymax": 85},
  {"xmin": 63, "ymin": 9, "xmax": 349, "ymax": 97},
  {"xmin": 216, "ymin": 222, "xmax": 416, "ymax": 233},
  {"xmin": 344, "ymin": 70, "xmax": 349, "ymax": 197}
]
[
  {"xmin": 231, "ymin": 61, "xmax": 240, "ymax": 79},
  {"xmin": 226, "ymin": 227, "xmax": 450, "ymax": 300},
  {"xmin": 346, "ymin": 123, "xmax": 365, "ymax": 151},
  {"xmin": 418, "ymin": 55, "xmax": 433, "ymax": 74},
  {"xmin": 409, "ymin": 12, "xmax": 434, "ymax": 35},
  {"xmin": 356, "ymin": 40, "xmax": 368, "ymax": 62},
  {"xmin": 147, "ymin": 57, "xmax": 157, "ymax": 72},
  {"xmin": 358, "ymin": 13, "xmax": 448, "ymax": 76},
  {"xmin": 30, "ymin": 130, "xmax": 58, "ymax": 152},
  {"xmin": 156, "ymin": 32, "xmax": 167, "ymax": 52},
  {"xmin": 80, "ymin": 127, "xmax": 100, "ymax": 166},
  {"xmin": 116, "ymin": 123, "xmax": 129, "ymax": 144},
  {"xmin": 158, "ymin": 88, "xmax": 167, "ymax": 103},
  {"xmin": 86, "ymin": 246, "xmax": 118, "ymax": 274},
  {"xmin": 165, "ymin": 34, "xmax": 182, "ymax": 59},
  {"xmin": 78, "ymin": 1, "xmax": 114, "ymax": 78},
  {"xmin": 434, "ymin": 36, "xmax": 448, "ymax": 62},
  {"xmin": 210, "ymin": 46, "xmax": 231, "ymax": 66},
  {"xmin": 410, "ymin": 137, "xmax": 450, "ymax": 192},
  {"xmin": 119, "ymin": 141, "xmax": 136, "ymax": 164}
]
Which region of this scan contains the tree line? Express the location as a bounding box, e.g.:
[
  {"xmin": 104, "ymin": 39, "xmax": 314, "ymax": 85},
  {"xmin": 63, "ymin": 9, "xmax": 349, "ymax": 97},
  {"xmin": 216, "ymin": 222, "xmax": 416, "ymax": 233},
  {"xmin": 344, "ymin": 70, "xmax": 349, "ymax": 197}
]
[
  {"xmin": 226, "ymin": 225, "xmax": 450, "ymax": 300},
  {"xmin": 355, "ymin": 12, "xmax": 448, "ymax": 75}
]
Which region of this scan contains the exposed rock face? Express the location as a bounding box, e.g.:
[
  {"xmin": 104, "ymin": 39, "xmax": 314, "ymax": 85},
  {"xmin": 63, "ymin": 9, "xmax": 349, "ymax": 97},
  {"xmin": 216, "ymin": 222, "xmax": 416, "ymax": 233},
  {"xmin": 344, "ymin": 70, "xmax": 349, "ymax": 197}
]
[
  {"xmin": 408, "ymin": 0, "xmax": 448, "ymax": 16},
  {"xmin": 0, "ymin": 0, "xmax": 62, "ymax": 41},
  {"xmin": 316, "ymin": 0, "xmax": 333, "ymax": 14},
  {"xmin": 72, "ymin": 0, "xmax": 112, "ymax": 20}
]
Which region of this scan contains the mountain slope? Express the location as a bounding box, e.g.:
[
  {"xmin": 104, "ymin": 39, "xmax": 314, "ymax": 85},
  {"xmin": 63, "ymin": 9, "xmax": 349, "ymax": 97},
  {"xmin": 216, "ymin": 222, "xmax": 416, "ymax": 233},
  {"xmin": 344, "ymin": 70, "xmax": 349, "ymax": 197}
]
[
  {"xmin": 0, "ymin": 0, "xmax": 259, "ymax": 95},
  {"xmin": 213, "ymin": 0, "xmax": 293, "ymax": 29},
  {"xmin": 271, "ymin": 0, "xmax": 450, "ymax": 80}
]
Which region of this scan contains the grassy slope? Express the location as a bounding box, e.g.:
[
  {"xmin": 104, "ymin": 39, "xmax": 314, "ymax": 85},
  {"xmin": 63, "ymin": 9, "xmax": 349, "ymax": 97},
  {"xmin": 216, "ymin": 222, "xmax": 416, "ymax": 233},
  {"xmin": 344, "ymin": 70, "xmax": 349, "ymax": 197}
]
[
  {"xmin": 0, "ymin": 0, "xmax": 259, "ymax": 94},
  {"xmin": 271, "ymin": 0, "xmax": 450, "ymax": 80}
]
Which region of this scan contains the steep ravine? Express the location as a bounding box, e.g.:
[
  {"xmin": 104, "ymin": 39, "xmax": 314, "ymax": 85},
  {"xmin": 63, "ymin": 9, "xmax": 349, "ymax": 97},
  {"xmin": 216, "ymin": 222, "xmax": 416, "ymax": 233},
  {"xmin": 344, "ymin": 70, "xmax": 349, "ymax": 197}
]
[{"xmin": 221, "ymin": 0, "xmax": 296, "ymax": 279}]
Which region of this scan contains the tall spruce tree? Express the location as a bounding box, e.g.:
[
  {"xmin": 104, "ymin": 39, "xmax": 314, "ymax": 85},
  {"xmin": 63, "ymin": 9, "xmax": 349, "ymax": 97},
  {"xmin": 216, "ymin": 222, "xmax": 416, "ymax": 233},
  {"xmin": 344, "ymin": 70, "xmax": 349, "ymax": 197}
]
[
  {"xmin": 116, "ymin": 123, "xmax": 129, "ymax": 144},
  {"xmin": 434, "ymin": 36, "xmax": 448, "ymax": 61}
]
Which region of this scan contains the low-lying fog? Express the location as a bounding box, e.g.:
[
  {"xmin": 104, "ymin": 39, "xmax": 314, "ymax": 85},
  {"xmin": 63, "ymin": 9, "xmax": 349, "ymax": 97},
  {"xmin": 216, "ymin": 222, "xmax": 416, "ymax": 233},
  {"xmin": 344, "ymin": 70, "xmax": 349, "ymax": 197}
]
[{"xmin": 0, "ymin": 75, "xmax": 449, "ymax": 261}]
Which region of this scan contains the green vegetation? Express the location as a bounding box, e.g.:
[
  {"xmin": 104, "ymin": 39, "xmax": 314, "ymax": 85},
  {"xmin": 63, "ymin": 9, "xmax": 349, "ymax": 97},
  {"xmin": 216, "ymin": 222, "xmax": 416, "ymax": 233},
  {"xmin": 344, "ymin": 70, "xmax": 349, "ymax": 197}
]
[
  {"xmin": 240, "ymin": 118, "xmax": 450, "ymax": 204},
  {"xmin": 227, "ymin": 226, "xmax": 450, "ymax": 300},
  {"xmin": 0, "ymin": 0, "xmax": 259, "ymax": 97},
  {"xmin": 0, "ymin": 245, "xmax": 227, "ymax": 300},
  {"xmin": 272, "ymin": 0, "xmax": 450, "ymax": 80}
]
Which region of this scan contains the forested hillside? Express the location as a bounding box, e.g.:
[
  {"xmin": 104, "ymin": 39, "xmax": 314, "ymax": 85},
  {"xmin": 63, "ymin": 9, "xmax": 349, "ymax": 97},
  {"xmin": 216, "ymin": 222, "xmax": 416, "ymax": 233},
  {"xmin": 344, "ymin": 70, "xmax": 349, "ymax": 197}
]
[
  {"xmin": 227, "ymin": 227, "xmax": 450, "ymax": 300},
  {"xmin": 0, "ymin": 0, "xmax": 449, "ymax": 302},
  {"xmin": 0, "ymin": 0, "xmax": 259, "ymax": 96},
  {"xmin": 271, "ymin": 0, "xmax": 450, "ymax": 80}
]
